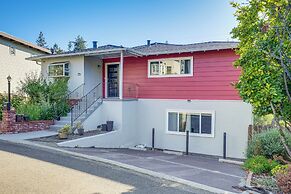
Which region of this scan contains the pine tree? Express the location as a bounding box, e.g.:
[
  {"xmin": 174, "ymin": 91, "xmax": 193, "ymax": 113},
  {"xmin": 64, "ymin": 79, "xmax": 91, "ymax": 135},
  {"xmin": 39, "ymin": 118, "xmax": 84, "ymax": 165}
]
[
  {"xmin": 68, "ymin": 41, "xmax": 73, "ymax": 51},
  {"xmin": 73, "ymin": 35, "xmax": 86, "ymax": 51},
  {"xmin": 36, "ymin": 31, "xmax": 48, "ymax": 48},
  {"xmin": 51, "ymin": 43, "xmax": 63, "ymax": 54}
]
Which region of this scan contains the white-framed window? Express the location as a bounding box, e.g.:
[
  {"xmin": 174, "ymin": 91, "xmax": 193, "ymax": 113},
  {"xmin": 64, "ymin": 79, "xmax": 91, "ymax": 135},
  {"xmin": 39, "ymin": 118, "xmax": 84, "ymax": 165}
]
[
  {"xmin": 166, "ymin": 110, "xmax": 215, "ymax": 137},
  {"xmin": 9, "ymin": 46, "xmax": 16, "ymax": 55},
  {"xmin": 48, "ymin": 62, "xmax": 70, "ymax": 77},
  {"xmin": 148, "ymin": 57, "xmax": 193, "ymax": 78}
]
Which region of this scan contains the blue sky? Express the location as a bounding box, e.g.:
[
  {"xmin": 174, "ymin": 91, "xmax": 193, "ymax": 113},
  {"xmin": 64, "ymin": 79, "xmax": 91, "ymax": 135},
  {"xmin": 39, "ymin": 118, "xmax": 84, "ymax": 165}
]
[{"xmin": 0, "ymin": 0, "xmax": 241, "ymax": 50}]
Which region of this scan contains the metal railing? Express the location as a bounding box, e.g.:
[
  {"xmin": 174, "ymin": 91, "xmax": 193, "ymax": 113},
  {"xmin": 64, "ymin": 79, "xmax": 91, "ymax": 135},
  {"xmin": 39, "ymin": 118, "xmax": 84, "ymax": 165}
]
[
  {"xmin": 52, "ymin": 83, "xmax": 85, "ymax": 121},
  {"xmin": 67, "ymin": 83, "xmax": 85, "ymax": 100},
  {"xmin": 70, "ymin": 83, "xmax": 102, "ymax": 127}
]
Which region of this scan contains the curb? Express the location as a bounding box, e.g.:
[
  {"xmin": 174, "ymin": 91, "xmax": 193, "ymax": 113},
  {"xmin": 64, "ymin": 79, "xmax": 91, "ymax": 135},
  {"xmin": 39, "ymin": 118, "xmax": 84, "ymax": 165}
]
[
  {"xmin": 15, "ymin": 140, "xmax": 236, "ymax": 194},
  {"xmin": 218, "ymin": 158, "xmax": 243, "ymax": 165}
]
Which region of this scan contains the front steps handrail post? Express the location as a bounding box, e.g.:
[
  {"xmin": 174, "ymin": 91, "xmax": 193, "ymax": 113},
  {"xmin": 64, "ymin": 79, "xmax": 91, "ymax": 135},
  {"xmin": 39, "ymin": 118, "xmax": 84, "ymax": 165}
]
[{"xmin": 70, "ymin": 82, "xmax": 102, "ymax": 127}]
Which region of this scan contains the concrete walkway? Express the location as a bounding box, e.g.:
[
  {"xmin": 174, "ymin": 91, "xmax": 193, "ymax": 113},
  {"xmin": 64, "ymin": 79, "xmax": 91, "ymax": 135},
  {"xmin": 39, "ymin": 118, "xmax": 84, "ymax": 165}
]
[
  {"xmin": 0, "ymin": 130, "xmax": 57, "ymax": 141},
  {"xmin": 63, "ymin": 147, "xmax": 245, "ymax": 193}
]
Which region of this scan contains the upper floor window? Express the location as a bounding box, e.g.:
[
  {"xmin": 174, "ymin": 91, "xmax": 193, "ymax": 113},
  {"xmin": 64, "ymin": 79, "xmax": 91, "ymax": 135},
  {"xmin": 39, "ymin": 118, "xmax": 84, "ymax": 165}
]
[
  {"xmin": 9, "ymin": 46, "xmax": 16, "ymax": 55},
  {"xmin": 167, "ymin": 110, "xmax": 215, "ymax": 137},
  {"xmin": 148, "ymin": 57, "xmax": 193, "ymax": 78},
  {"xmin": 48, "ymin": 62, "xmax": 69, "ymax": 77}
]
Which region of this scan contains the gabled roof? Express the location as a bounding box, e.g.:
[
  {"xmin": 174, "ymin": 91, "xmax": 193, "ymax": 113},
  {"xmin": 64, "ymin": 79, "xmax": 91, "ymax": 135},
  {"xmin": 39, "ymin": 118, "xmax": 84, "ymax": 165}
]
[
  {"xmin": 0, "ymin": 32, "xmax": 51, "ymax": 54},
  {"xmin": 27, "ymin": 41, "xmax": 238, "ymax": 61},
  {"xmin": 132, "ymin": 41, "xmax": 238, "ymax": 55}
]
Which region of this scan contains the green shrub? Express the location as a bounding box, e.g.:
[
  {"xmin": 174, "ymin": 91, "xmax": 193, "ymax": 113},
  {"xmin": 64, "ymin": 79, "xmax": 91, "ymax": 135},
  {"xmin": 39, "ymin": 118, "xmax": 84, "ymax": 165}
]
[
  {"xmin": 247, "ymin": 129, "xmax": 291, "ymax": 159},
  {"xmin": 271, "ymin": 164, "xmax": 288, "ymax": 176},
  {"xmin": 16, "ymin": 101, "xmax": 56, "ymax": 121},
  {"xmin": 18, "ymin": 72, "xmax": 48, "ymax": 103},
  {"xmin": 17, "ymin": 102, "xmax": 42, "ymax": 120},
  {"xmin": 243, "ymin": 155, "xmax": 279, "ymax": 174},
  {"xmin": 39, "ymin": 101, "xmax": 55, "ymax": 120},
  {"xmin": 17, "ymin": 73, "xmax": 69, "ymax": 120},
  {"xmin": 52, "ymin": 100, "xmax": 70, "ymax": 117},
  {"xmin": 0, "ymin": 93, "xmax": 26, "ymax": 120}
]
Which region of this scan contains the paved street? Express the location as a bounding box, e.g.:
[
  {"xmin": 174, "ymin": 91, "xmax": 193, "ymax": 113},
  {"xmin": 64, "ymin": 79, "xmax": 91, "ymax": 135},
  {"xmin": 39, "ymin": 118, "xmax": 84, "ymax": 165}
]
[
  {"xmin": 63, "ymin": 147, "xmax": 245, "ymax": 193},
  {"xmin": 0, "ymin": 140, "xmax": 206, "ymax": 194}
]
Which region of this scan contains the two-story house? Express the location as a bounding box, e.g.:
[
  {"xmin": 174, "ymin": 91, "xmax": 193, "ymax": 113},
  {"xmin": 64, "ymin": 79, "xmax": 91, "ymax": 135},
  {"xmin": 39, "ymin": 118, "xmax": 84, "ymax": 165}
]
[
  {"xmin": 29, "ymin": 41, "xmax": 252, "ymax": 159},
  {"xmin": 0, "ymin": 32, "xmax": 50, "ymax": 92}
]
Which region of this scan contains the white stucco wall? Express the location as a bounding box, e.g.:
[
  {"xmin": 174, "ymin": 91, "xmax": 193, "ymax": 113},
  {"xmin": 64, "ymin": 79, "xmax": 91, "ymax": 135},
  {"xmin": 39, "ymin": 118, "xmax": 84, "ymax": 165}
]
[
  {"xmin": 60, "ymin": 99, "xmax": 252, "ymax": 159},
  {"xmin": 41, "ymin": 56, "xmax": 102, "ymax": 94},
  {"xmin": 41, "ymin": 56, "xmax": 85, "ymax": 92},
  {"xmin": 0, "ymin": 37, "xmax": 44, "ymax": 93},
  {"xmin": 64, "ymin": 100, "xmax": 138, "ymax": 148},
  {"xmin": 136, "ymin": 99, "xmax": 252, "ymax": 159},
  {"xmin": 84, "ymin": 57, "xmax": 102, "ymax": 93}
]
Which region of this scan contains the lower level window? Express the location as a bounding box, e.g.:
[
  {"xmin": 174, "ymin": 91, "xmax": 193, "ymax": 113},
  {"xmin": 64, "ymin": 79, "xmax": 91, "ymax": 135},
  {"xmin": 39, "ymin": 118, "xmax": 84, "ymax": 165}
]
[{"xmin": 167, "ymin": 111, "xmax": 214, "ymax": 136}]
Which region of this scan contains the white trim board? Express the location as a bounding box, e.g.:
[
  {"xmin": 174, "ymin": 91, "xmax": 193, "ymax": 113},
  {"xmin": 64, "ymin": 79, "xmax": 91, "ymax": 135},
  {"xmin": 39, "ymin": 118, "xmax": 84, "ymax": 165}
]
[
  {"xmin": 147, "ymin": 56, "xmax": 194, "ymax": 78},
  {"xmin": 104, "ymin": 62, "xmax": 120, "ymax": 98},
  {"xmin": 165, "ymin": 109, "xmax": 215, "ymax": 138}
]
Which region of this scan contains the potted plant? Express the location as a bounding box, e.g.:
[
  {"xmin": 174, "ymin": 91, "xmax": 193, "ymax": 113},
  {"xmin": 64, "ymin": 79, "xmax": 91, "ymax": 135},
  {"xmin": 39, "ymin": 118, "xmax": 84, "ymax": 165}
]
[
  {"xmin": 58, "ymin": 124, "xmax": 70, "ymax": 139},
  {"xmin": 76, "ymin": 121, "xmax": 84, "ymax": 135}
]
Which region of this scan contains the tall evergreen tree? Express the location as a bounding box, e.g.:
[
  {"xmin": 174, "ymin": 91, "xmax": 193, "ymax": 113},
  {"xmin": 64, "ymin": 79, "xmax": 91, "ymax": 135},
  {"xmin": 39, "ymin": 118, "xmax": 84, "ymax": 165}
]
[
  {"xmin": 36, "ymin": 31, "xmax": 48, "ymax": 48},
  {"xmin": 68, "ymin": 41, "xmax": 73, "ymax": 51},
  {"xmin": 50, "ymin": 43, "xmax": 63, "ymax": 54},
  {"xmin": 73, "ymin": 35, "xmax": 86, "ymax": 51}
]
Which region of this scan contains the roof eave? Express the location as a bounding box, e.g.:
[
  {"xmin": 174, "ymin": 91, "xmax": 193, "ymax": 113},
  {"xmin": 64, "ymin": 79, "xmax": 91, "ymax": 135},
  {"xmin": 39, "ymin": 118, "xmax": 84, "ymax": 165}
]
[
  {"xmin": 27, "ymin": 48, "xmax": 129, "ymax": 61},
  {"xmin": 0, "ymin": 32, "xmax": 51, "ymax": 54}
]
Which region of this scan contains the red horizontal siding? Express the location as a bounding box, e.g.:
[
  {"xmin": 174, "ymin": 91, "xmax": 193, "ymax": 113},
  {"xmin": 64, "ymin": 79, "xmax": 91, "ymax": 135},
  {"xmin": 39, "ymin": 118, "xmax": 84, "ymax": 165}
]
[{"xmin": 103, "ymin": 49, "xmax": 241, "ymax": 100}]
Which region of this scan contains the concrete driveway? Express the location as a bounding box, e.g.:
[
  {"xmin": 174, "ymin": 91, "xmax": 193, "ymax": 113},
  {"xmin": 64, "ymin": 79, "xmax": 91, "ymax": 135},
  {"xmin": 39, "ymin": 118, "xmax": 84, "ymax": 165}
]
[{"xmin": 63, "ymin": 148, "xmax": 246, "ymax": 193}]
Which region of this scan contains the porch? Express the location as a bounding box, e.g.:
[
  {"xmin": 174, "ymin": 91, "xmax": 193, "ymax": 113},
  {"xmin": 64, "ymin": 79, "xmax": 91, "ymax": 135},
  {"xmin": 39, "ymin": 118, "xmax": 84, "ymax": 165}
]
[
  {"xmin": 67, "ymin": 48, "xmax": 141, "ymax": 101},
  {"xmin": 63, "ymin": 48, "xmax": 141, "ymax": 129}
]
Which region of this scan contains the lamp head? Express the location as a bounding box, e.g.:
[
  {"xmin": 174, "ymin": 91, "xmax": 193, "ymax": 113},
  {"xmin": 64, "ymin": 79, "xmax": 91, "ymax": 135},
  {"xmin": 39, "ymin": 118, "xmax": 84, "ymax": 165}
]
[{"xmin": 7, "ymin": 75, "xmax": 11, "ymax": 82}]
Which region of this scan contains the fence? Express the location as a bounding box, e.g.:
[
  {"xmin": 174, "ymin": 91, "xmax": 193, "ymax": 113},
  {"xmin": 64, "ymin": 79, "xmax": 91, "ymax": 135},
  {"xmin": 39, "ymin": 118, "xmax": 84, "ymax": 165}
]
[{"xmin": 248, "ymin": 124, "xmax": 274, "ymax": 141}]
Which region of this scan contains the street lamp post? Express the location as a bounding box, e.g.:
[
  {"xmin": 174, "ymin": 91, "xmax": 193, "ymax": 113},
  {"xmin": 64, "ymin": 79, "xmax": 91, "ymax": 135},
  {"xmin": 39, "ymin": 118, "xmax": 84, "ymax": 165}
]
[{"xmin": 7, "ymin": 75, "xmax": 11, "ymax": 111}]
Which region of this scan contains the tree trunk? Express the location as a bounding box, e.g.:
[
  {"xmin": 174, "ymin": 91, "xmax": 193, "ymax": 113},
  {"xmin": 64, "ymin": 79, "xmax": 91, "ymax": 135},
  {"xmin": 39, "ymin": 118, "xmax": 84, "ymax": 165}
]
[{"xmin": 270, "ymin": 103, "xmax": 291, "ymax": 160}]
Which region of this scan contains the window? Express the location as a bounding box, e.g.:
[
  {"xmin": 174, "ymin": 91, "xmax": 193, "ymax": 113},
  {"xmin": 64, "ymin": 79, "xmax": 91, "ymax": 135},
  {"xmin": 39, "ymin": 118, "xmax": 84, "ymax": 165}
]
[
  {"xmin": 9, "ymin": 46, "xmax": 16, "ymax": 55},
  {"xmin": 148, "ymin": 57, "xmax": 193, "ymax": 77},
  {"xmin": 48, "ymin": 62, "xmax": 70, "ymax": 77},
  {"xmin": 167, "ymin": 110, "xmax": 214, "ymax": 137}
]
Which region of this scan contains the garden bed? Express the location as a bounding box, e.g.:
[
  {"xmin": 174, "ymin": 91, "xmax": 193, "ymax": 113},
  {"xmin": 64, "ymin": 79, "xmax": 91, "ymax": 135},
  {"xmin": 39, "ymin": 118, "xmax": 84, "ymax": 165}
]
[
  {"xmin": 29, "ymin": 130, "xmax": 107, "ymax": 143},
  {"xmin": 250, "ymin": 173, "xmax": 280, "ymax": 193}
]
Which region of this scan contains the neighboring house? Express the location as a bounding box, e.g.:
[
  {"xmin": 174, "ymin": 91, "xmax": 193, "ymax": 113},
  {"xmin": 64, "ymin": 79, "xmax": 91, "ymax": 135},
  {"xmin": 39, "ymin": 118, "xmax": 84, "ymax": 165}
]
[
  {"xmin": 0, "ymin": 32, "xmax": 50, "ymax": 92},
  {"xmin": 29, "ymin": 41, "xmax": 253, "ymax": 159}
]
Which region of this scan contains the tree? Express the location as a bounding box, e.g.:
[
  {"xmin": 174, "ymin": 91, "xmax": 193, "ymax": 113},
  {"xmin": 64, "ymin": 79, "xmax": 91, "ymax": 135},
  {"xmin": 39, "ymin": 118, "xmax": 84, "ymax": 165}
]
[
  {"xmin": 67, "ymin": 35, "xmax": 86, "ymax": 51},
  {"xmin": 231, "ymin": 0, "xmax": 291, "ymax": 158},
  {"xmin": 50, "ymin": 43, "xmax": 63, "ymax": 54},
  {"xmin": 68, "ymin": 41, "xmax": 73, "ymax": 51},
  {"xmin": 74, "ymin": 35, "xmax": 86, "ymax": 51},
  {"xmin": 36, "ymin": 31, "xmax": 48, "ymax": 48}
]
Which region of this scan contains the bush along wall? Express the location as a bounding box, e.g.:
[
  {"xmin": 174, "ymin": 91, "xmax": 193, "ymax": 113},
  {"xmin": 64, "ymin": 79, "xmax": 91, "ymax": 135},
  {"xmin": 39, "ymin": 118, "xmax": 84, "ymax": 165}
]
[
  {"xmin": 247, "ymin": 129, "xmax": 291, "ymax": 160},
  {"xmin": 0, "ymin": 109, "xmax": 54, "ymax": 133},
  {"xmin": 15, "ymin": 73, "xmax": 70, "ymax": 121}
]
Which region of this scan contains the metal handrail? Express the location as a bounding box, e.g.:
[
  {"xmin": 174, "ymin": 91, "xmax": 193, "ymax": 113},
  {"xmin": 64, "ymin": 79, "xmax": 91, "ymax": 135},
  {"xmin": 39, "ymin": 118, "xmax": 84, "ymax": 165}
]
[
  {"xmin": 52, "ymin": 83, "xmax": 85, "ymax": 121},
  {"xmin": 70, "ymin": 83, "xmax": 102, "ymax": 127},
  {"xmin": 67, "ymin": 83, "xmax": 85, "ymax": 100}
]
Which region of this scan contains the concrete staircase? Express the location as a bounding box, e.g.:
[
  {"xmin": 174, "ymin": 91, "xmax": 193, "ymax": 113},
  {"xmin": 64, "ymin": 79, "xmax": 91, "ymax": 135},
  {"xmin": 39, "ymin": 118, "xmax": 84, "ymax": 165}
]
[{"xmin": 49, "ymin": 99, "xmax": 103, "ymax": 132}]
